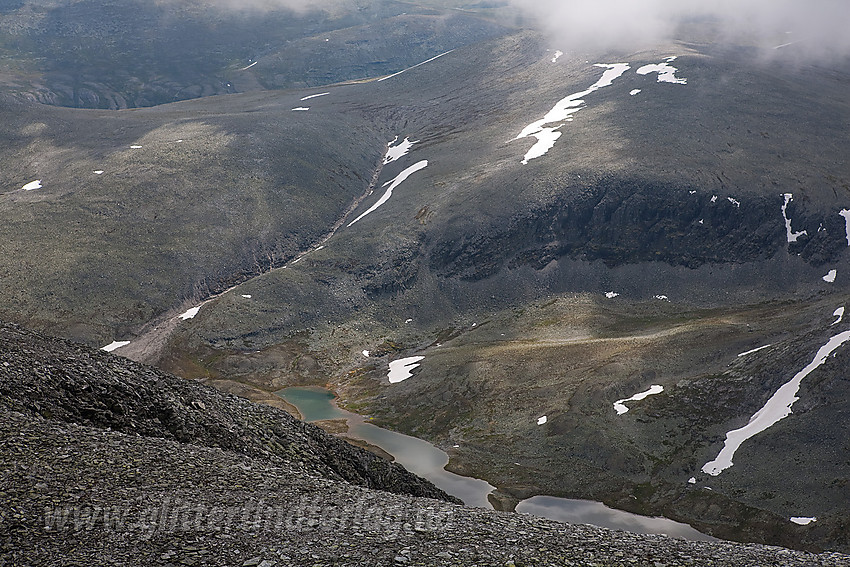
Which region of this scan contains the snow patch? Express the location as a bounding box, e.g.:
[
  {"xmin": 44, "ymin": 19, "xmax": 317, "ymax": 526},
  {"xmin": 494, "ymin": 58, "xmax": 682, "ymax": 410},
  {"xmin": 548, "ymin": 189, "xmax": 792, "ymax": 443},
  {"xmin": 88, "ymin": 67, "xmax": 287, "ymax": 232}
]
[
  {"xmin": 291, "ymin": 107, "xmax": 310, "ymax": 111},
  {"xmin": 823, "ymin": 269, "xmax": 837, "ymax": 283},
  {"xmin": 791, "ymin": 517, "xmax": 817, "ymax": 525},
  {"xmin": 614, "ymin": 385, "xmax": 664, "ymax": 415},
  {"xmin": 300, "ymin": 92, "xmax": 330, "ymax": 101},
  {"xmin": 130, "ymin": 145, "xmax": 142, "ymax": 149},
  {"xmin": 388, "ymin": 356, "xmax": 425, "ymax": 383},
  {"xmin": 703, "ymin": 329, "xmax": 850, "ymax": 476},
  {"xmin": 101, "ymin": 340, "xmax": 130, "ymax": 352},
  {"xmin": 515, "ymin": 63, "xmax": 630, "ymax": 164},
  {"xmin": 93, "ymin": 170, "xmax": 104, "ymax": 175},
  {"xmin": 537, "ymin": 415, "xmax": 548, "ymax": 425},
  {"xmin": 832, "ymin": 307, "xmax": 844, "ymax": 326},
  {"xmin": 727, "ymin": 197, "xmax": 740, "ymax": 208},
  {"xmin": 636, "ymin": 61, "xmax": 687, "ymax": 84},
  {"xmin": 775, "ymin": 41, "xmax": 800, "ymax": 50},
  {"xmin": 551, "ymin": 50, "xmax": 563, "ymax": 63},
  {"xmin": 738, "ymin": 344, "xmax": 772, "ymax": 357},
  {"xmin": 782, "ymin": 194, "xmax": 807, "ymax": 243},
  {"xmin": 348, "ymin": 160, "xmax": 428, "ymax": 227},
  {"xmin": 630, "ymin": 89, "xmax": 641, "ymax": 96},
  {"xmin": 21, "ymin": 180, "xmax": 41, "ymax": 191},
  {"xmin": 362, "ymin": 350, "xmax": 370, "ymax": 357},
  {"xmin": 605, "ymin": 291, "xmax": 620, "ymax": 299},
  {"xmin": 688, "ymin": 477, "xmax": 697, "ymax": 484},
  {"xmin": 654, "ymin": 295, "xmax": 669, "ymax": 301},
  {"xmin": 241, "ymin": 294, "xmax": 252, "ymax": 299},
  {"xmin": 384, "ymin": 136, "xmax": 418, "ymax": 165},
  {"xmin": 240, "ymin": 61, "xmax": 258, "ymax": 70},
  {"xmin": 840, "ymin": 209, "xmax": 850, "ymax": 246},
  {"xmin": 178, "ymin": 306, "xmax": 201, "ymax": 320},
  {"xmin": 378, "ymin": 50, "xmax": 454, "ymax": 82}
]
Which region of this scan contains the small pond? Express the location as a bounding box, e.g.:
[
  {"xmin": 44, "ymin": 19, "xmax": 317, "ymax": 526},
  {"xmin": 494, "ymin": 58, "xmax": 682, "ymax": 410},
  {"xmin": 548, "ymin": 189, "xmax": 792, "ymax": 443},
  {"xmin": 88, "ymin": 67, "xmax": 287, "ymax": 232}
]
[{"xmin": 278, "ymin": 386, "xmax": 714, "ymax": 541}]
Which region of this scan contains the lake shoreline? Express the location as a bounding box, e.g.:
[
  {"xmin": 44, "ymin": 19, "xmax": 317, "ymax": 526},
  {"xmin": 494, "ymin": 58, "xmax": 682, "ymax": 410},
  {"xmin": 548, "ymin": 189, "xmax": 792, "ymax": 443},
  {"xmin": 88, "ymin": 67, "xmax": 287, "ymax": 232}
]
[{"xmin": 277, "ymin": 385, "xmax": 716, "ymax": 541}]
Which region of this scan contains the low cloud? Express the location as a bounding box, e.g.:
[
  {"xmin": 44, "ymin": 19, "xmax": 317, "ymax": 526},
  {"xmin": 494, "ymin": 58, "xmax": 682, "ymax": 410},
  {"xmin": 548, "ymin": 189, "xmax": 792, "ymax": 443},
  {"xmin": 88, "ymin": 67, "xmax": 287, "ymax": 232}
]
[{"xmin": 508, "ymin": 0, "xmax": 850, "ymax": 60}]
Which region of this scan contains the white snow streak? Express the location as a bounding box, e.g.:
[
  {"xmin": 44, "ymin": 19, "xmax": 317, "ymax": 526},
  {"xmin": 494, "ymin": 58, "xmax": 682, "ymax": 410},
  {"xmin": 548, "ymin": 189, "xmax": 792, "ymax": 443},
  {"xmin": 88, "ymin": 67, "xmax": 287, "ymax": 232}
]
[
  {"xmin": 832, "ymin": 307, "xmax": 844, "ymax": 326},
  {"xmin": 101, "ymin": 340, "xmax": 130, "ymax": 352},
  {"xmin": 738, "ymin": 344, "xmax": 772, "ymax": 357},
  {"xmin": 347, "ymin": 160, "xmax": 428, "ymax": 227},
  {"xmin": 774, "ymin": 41, "xmax": 800, "ymax": 50},
  {"xmin": 240, "ymin": 61, "xmax": 258, "ymax": 70},
  {"xmin": 614, "ymin": 385, "xmax": 664, "ymax": 415},
  {"xmin": 377, "ymin": 50, "xmax": 454, "ymax": 82},
  {"xmin": 515, "ymin": 63, "xmax": 630, "ymax": 164},
  {"xmin": 782, "ymin": 194, "xmax": 807, "ymax": 243},
  {"xmin": 300, "ymin": 92, "xmax": 330, "ymax": 101},
  {"xmin": 21, "ymin": 180, "xmax": 42, "ymax": 191},
  {"xmin": 791, "ymin": 517, "xmax": 817, "ymax": 525},
  {"xmin": 703, "ymin": 329, "xmax": 850, "ymax": 476}
]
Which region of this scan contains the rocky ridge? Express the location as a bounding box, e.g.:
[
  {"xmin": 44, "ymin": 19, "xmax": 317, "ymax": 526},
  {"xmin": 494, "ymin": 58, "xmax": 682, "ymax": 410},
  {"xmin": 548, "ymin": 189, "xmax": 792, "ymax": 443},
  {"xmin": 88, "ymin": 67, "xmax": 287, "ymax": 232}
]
[{"xmin": 0, "ymin": 320, "xmax": 454, "ymax": 501}]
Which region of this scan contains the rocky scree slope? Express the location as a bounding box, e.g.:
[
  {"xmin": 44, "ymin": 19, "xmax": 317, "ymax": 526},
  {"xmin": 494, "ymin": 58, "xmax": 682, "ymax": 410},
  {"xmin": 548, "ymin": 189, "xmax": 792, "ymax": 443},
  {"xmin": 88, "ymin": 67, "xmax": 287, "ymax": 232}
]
[
  {"xmin": 3, "ymin": 321, "xmax": 850, "ymax": 566},
  {"xmin": 0, "ymin": 320, "xmax": 456, "ymax": 501}
]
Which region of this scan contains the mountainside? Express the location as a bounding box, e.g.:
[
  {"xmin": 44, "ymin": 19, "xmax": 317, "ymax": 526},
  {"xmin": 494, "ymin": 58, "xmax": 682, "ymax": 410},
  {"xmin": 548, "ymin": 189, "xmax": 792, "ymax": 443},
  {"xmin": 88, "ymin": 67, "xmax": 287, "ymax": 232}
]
[
  {"xmin": 4, "ymin": 320, "xmax": 850, "ymax": 566},
  {"xmin": 2, "ymin": 0, "xmax": 850, "ymax": 554},
  {"xmin": 0, "ymin": 320, "xmax": 455, "ymax": 500},
  {"xmin": 0, "ymin": 0, "xmax": 508, "ymax": 108},
  {"xmin": 152, "ymin": 32, "xmax": 850, "ymax": 551}
]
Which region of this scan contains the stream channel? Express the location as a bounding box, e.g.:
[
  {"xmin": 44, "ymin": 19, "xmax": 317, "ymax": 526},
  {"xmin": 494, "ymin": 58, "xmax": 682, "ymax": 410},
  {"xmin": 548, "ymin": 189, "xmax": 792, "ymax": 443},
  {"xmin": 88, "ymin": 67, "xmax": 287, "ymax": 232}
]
[{"xmin": 278, "ymin": 386, "xmax": 714, "ymax": 541}]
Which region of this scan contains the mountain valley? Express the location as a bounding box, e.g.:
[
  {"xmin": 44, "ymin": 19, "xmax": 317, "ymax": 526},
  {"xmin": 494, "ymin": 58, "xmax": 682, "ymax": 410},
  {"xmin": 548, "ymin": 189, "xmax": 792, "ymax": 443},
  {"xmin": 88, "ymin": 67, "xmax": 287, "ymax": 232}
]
[{"xmin": 2, "ymin": 0, "xmax": 850, "ymax": 559}]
